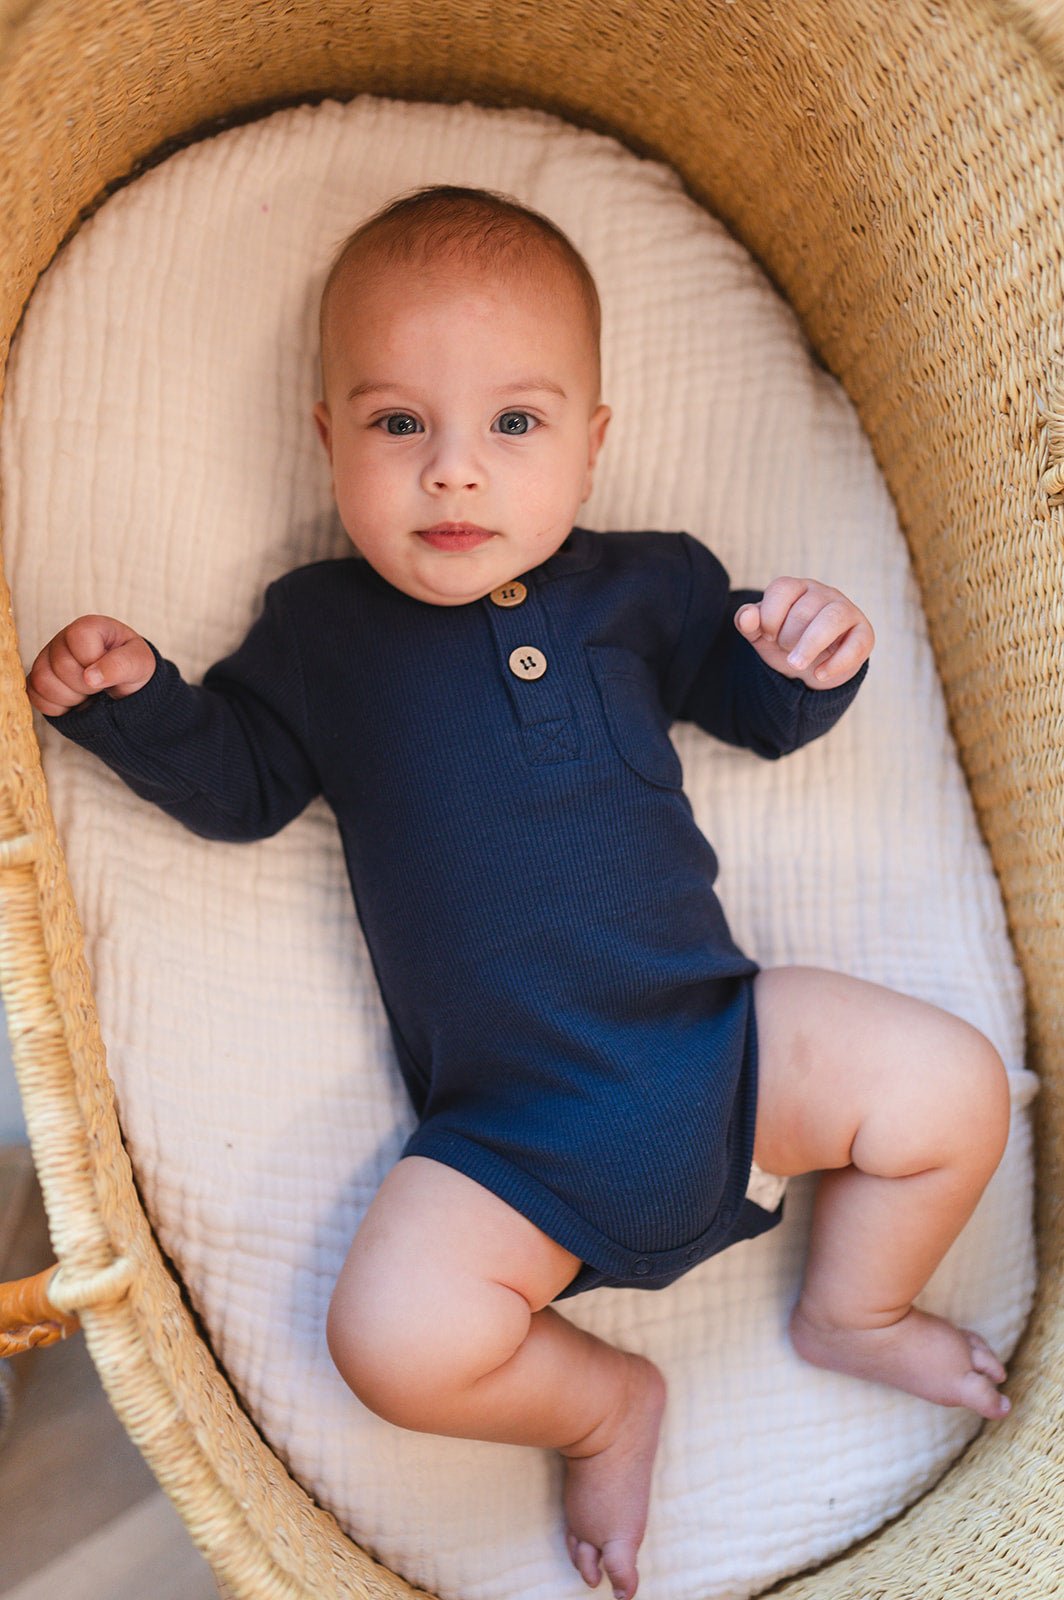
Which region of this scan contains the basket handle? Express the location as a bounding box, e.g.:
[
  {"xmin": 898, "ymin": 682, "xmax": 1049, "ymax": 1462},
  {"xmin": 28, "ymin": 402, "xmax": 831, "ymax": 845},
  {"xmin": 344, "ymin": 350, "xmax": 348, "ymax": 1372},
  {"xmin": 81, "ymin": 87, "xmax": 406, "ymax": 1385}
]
[{"xmin": 0, "ymin": 1266, "xmax": 80, "ymax": 1355}]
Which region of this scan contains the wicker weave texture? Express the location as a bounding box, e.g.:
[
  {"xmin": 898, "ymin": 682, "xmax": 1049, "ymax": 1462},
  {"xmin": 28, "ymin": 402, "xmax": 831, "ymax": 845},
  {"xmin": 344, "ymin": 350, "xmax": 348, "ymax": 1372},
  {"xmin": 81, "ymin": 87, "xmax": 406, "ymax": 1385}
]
[{"xmin": 0, "ymin": 2, "xmax": 1061, "ymax": 1596}]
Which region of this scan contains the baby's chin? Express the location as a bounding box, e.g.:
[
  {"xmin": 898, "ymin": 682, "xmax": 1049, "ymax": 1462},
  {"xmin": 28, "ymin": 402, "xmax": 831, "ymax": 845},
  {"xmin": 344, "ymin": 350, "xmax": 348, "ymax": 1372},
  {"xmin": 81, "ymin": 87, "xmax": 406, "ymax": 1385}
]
[
  {"xmin": 419, "ymin": 579, "xmax": 517, "ymax": 607},
  {"xmin": 414, "ymin": 587, "xmax": 492, "ymax": 607},
  {"xmin": 374, "ymin": 562, "xmax": 505, "ymax": 608},
  {"xmin": 402, "ymin": 553, "xmax": 530, "ymax": 608}
]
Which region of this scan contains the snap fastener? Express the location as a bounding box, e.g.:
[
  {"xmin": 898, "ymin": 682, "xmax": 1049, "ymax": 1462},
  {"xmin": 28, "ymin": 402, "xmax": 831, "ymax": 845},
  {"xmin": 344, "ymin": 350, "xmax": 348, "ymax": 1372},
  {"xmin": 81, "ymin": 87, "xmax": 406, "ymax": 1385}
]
[
  {"xmin": 490, "ymin": 580, "xmax": 527, "ymax": 607},
  {"xmin": 508, "ymin": 646, "xmax": 547, "ymax": 680},
  {"xmin": 684, "ymin": 1245, "xmax": 700, "ymax": 1264},
  {"xmin": 633, "ymin": 1258, "xmax": 651, "ymax": 1276}
]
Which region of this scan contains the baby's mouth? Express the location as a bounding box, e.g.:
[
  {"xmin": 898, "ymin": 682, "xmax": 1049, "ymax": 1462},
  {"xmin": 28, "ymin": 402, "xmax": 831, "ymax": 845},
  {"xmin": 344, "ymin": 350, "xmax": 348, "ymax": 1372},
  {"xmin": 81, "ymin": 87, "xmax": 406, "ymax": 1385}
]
[{"xmin": 418, "ymin": 522, "xmax": 495, "ymax": 551}]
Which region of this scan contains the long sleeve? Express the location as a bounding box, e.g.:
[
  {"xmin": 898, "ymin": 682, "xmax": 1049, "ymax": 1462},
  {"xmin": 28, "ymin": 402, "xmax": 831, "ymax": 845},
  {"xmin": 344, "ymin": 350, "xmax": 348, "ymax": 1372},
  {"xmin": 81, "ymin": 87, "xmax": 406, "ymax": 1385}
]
[
  {"xmin": 43, "ymin": 581, "xmax": 322, "ymax": 841},
  {"xmin": 662, "ymin": 531, "xmax": 867, "ymax": 759}
]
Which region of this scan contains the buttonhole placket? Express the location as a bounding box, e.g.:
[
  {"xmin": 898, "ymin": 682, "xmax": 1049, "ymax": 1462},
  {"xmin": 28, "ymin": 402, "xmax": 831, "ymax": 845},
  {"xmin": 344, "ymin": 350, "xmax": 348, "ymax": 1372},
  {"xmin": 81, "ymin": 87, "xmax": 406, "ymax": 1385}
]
[{"xmin": 482, "ymin": 583, "xmax": 580, "ymax": 763}]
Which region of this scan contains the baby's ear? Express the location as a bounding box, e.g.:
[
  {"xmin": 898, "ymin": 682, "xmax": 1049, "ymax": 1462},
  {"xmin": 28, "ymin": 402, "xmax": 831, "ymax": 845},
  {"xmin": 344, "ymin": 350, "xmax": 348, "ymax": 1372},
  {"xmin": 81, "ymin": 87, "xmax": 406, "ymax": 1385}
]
[
  {"xmin": 582, "ymin": 404, "xmax": 612, "ymax": 499},
  {"xmin": 312, "ymin": 401, "xmax": 333, "ymax": 462}
]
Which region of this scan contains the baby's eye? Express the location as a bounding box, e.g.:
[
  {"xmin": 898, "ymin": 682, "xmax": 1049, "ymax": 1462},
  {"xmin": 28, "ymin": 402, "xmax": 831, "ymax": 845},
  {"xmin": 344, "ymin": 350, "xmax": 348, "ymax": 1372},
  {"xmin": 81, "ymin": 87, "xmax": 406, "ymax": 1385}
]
[
  {"xmin": 377, "ymin": 413, "xmax": 422, "ymax": 435},
  {"xmin": 493, "ymin": 411, "xmax": 538, "ymax": 436}
]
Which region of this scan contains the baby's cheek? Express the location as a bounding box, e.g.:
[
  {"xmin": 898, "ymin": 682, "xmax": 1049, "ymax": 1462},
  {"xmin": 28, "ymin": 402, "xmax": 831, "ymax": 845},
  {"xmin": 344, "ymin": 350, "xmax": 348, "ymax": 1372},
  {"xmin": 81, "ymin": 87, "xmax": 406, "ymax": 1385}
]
[
  {"xmin": 529, "ymin": 519, "xmax": 575, "ymax": 562},
  {"xmin": 529, "ymin": 475, "xmax": 583, "ymax": 535},
  {"xmin": 333, "ymin": 470, "xmax": 379, "ymax": 533}
]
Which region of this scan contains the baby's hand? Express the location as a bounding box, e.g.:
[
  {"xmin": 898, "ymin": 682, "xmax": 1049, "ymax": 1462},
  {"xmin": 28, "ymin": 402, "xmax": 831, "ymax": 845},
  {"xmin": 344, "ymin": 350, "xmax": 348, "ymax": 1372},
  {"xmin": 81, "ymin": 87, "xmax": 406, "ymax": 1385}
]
[
  {"xmin": 734, "ymin": 578, "xmax": 873, "ymax": 689},
  {"xmin": 27, "ymin": 616, "xmax": 156, "ymax": 716}
]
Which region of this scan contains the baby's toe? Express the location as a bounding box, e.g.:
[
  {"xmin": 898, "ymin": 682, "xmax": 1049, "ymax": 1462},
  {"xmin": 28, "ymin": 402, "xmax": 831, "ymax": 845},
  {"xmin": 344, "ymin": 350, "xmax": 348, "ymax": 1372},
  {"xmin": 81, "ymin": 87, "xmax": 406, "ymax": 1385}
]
[
  {"xmin": 600, "ymin": 1536, "xmax": 640, "ymax": 1600},
  {"xmin": 569, "ymin": 1537, "xmax": 602, "ymax": 1589},
  {"xmin": 966, "ymin": 1331, "xmax": 1007, "ymax": 1385},
  {"xmin": 957, "ymin": 1366, "xmax": 1010, "ymax": 1421}
]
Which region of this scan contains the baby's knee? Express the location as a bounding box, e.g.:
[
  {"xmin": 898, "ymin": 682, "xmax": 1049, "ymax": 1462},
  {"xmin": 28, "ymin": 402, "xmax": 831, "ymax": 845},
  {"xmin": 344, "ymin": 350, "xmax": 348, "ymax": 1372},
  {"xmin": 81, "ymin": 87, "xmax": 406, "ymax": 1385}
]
[
  {"xmin": 326, "ymin": 1248, "xmax": 531, "ymax": 1429},
  {"xmin": 855, "ymin": 1018, "xmax": 1010, "ymax": 1182},
  {"xmin": 326, "ymin": 1252, "xmax": 431, "ymax": 1425},
  {"xmin": 928, "ymin": 1022, "xmax": 1011, "ymax": 1178},
  {"xmin": 960, "ymin": 1027, "xmax": 1011, "ymax": 1171}
]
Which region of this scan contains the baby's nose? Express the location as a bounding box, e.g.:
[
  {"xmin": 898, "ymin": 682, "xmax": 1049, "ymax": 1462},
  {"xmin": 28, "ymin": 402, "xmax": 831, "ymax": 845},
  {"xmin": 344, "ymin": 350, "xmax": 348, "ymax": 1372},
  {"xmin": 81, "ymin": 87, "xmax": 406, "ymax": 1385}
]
[{"xmin": 421, "ymin": 431, "xmax": 483, "ymax": 492}]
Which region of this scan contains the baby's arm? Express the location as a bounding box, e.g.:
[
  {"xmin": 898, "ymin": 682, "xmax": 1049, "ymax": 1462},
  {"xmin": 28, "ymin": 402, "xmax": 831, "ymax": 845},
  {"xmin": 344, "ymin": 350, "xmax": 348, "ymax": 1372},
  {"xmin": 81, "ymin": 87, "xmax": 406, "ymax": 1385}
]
[{"xmin": 26, "ymin": 590, "xmax": 321, "ymax": 841}]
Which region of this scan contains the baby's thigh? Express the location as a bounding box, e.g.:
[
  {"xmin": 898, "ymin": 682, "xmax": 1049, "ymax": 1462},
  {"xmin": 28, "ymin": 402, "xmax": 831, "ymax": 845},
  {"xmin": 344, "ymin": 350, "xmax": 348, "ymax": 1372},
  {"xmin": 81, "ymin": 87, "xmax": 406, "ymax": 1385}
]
[
  {"xmin": 327, "ymin": 1156, "xmax": 581, "ymax": 1403},
  {"xmin": 752, "ymin": 966, "xmax": 1006, "ymax": 1179}
]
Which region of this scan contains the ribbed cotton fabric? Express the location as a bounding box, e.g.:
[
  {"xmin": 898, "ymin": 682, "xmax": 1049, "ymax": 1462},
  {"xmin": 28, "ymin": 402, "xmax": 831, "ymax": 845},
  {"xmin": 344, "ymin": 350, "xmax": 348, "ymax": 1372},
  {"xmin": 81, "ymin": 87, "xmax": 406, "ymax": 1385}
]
[{"xmin": 47, "ymin": 525, "xmax": 866, "ymax": 1294}]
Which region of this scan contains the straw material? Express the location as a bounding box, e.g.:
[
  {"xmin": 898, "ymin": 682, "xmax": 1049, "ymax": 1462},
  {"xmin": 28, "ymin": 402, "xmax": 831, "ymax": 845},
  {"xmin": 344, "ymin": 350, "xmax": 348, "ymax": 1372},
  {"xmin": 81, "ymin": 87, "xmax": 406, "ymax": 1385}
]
[
  {"xmin": 998, "ymin": 0, "xmax": 1064, "ymax": 79},
  {"xmin": 0, "ymin": 2, "xmax": 1061, "ymax": 1595}
]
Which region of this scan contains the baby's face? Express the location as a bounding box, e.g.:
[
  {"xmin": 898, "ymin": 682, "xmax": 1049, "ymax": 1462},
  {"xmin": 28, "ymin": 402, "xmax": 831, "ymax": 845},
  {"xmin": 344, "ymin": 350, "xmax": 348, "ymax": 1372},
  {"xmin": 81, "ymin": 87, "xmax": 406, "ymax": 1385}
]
[{"xmin": 314, "ymin": 260, "xmax": 610, "ymax": 606}]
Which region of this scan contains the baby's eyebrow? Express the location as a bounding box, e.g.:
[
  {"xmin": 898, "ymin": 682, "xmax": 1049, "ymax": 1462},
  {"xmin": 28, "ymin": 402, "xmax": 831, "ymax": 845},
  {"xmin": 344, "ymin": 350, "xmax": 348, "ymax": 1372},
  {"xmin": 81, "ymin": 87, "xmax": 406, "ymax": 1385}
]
[
  {"xmin": 345, "ymin": 381, "xmax": 400, "ymax": 403},
  {"xmin": 345, "ymin": 377, "xmax": 568, "ymax": 403},
  {"xmin": 494, "ymin": 377, "xmax": 567, "ymax": 399}
]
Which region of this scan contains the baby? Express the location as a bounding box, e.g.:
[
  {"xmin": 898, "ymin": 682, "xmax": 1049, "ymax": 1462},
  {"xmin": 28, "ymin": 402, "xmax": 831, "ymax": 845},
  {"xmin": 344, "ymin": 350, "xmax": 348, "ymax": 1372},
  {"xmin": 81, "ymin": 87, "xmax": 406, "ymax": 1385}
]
[{"xmin": 28, "ymin": 186, "xmax": 1012, "ymax": 1600}]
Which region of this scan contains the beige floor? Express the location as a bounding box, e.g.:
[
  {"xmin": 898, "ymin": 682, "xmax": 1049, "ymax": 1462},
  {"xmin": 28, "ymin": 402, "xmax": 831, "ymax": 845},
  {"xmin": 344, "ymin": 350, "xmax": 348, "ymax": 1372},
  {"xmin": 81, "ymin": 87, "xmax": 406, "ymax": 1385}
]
[{"xmin": 0, "ymin": 1148, "xmax": 218, "ymax": 1600}]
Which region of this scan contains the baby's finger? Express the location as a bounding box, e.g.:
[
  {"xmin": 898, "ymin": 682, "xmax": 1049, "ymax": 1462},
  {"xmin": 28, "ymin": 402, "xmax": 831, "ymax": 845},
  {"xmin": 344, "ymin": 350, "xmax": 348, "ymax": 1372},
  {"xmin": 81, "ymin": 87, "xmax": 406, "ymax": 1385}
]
[
  {"xmin": 810, "ymin": 623, "xmax": 873, "ymax": 686},
  {"xmin": 26, "ymin": 670, "xmax": 84, "ymax": 716},
  {"xmin": 756, "ymin": 578, "xmax": 811, "ymax": 643},
  {"xmin": 43, "ymin": 633, "xmax": 100, "ymax": 697},
  {"xmin": 734, "ymin": 603, "xmax": 763, "ymax": 641},
  {"xmin": 62, "ymin": 614, "xmax": 136, "ymax": 670},
  {"xmin": 82, "ymin": 637, "xmax": 155, "ymax": 696},
  {"xmin": 785, "ymin": 600, "xmax": 860, "ymax": 673},
  {"xmin": 28, "ymin": 632, "xmax": 112, "ymax": 713}
]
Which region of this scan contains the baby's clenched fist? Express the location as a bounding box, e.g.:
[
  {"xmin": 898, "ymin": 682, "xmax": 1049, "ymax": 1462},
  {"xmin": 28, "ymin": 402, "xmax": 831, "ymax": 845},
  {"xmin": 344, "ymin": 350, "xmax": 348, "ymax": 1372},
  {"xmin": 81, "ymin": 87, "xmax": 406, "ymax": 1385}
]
[{"xmin": 27, "ymin": 615, "xmax": 155, "ymax": 716}]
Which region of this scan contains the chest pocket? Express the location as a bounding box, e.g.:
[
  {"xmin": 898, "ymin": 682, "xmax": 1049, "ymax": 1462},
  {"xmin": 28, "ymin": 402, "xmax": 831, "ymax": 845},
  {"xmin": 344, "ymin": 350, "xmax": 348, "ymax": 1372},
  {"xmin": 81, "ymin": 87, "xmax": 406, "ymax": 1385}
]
[{"xmin": 587, "ymin": 644, "xmax": 684, "ymax": 790}]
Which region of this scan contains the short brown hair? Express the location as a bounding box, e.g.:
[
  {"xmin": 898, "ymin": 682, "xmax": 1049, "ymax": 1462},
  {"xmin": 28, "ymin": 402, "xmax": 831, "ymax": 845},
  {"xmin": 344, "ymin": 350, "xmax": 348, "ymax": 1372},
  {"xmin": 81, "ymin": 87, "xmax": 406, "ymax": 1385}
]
[{"xmin": 319, "ymin": 184, "xmax": 601, "ymax": 384}]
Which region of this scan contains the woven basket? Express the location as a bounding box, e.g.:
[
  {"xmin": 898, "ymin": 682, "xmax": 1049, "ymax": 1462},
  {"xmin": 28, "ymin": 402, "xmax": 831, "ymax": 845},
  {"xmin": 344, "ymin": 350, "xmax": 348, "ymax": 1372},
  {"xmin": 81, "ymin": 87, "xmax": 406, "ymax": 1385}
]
[{"xmin": 0, "ymin": 2, "xmax": 1062, "ymax": 1595}]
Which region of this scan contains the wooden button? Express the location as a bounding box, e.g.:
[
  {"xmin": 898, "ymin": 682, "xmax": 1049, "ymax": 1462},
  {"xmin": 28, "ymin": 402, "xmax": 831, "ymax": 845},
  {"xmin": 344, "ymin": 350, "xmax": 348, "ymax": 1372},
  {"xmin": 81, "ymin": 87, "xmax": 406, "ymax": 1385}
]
[
  {"xmin": 490, "ymin": 581, "xmax": 527, "ymax": 607},
  {"xmin": 508, "ymin": 646, "xmax": 547, "ymax": 680}
]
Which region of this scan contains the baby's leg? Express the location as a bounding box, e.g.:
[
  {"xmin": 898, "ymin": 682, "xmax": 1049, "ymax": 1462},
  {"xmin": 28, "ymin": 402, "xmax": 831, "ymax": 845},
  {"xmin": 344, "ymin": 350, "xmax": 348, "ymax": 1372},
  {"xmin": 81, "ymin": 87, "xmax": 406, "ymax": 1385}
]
[
  {"xmin": 327, "ymin": 1156, "xmax": 665, "ymax": 1599},
  {"xmin": 753, "ymin": 967, "xmax": 1012, "ymax": 1418}
]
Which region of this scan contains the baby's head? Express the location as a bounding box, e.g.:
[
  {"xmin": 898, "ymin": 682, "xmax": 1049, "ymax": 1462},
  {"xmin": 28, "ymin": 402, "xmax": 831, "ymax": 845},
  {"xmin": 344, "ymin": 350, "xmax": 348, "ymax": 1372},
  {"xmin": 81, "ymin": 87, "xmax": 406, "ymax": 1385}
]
[{"xmin": 314, "ymin": 186, "xmax": 611, "ymax": 606}]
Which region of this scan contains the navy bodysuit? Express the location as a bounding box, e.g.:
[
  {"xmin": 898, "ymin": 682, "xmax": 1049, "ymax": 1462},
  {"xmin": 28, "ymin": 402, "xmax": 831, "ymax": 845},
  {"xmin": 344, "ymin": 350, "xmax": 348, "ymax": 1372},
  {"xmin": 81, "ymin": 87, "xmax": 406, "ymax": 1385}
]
[{"xmin": 47, "ymin": 527, "xmax": 866, "ymax": 1299}]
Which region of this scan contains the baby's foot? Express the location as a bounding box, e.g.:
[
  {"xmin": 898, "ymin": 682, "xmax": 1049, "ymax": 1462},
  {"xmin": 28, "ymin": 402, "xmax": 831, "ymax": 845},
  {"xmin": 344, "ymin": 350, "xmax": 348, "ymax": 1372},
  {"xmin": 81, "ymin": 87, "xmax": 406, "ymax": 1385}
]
[
  {"xmin": 790, "ymin": 1301, "xmax": 1011, "ymax": 1420},
  {"xmin": 560, "ymin": 1351, "xmax": 666, "ymax": 1600}
]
